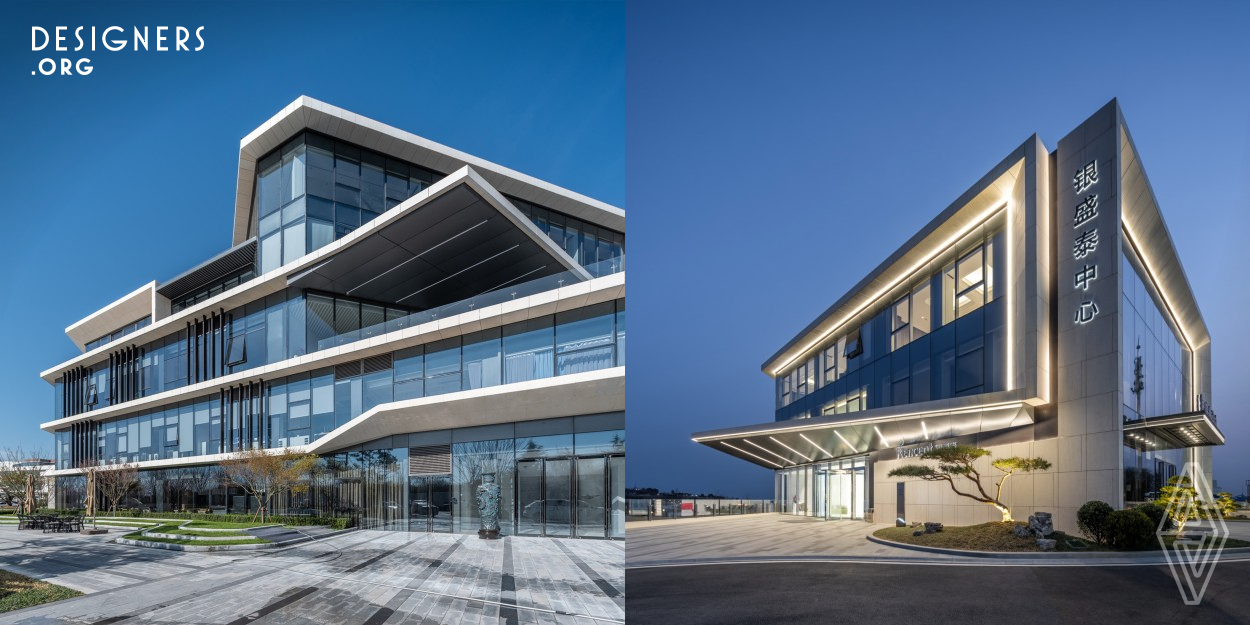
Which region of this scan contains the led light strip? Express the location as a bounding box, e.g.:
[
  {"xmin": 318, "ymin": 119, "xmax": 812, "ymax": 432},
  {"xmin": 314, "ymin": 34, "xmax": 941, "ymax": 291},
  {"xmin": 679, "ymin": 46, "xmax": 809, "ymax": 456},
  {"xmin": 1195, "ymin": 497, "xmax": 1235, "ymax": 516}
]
[
  {"xmin": 744, "ymin": 439, "xmax": 794, "ymax": 465},
  {"xmin": 873, "ymin": 426, "xmax": 890, "ymax": 447},
  {"xmin": 833, "ymin": 430, "xmax": 859, "ymax": 453},
  {"xmin": 769, "ymin": 436, "xmax": 813, "ymax": 462},
  {"xmin": 799, "ymin": 433, "xmax": 832, "ymax": 458},
  {"xmin": 720, "ymin": 441, "xmax": 781, "ymax": 468},
  {"xmin": 769, "ymin": 201, "xmax": 1010, "ymax": 376}
]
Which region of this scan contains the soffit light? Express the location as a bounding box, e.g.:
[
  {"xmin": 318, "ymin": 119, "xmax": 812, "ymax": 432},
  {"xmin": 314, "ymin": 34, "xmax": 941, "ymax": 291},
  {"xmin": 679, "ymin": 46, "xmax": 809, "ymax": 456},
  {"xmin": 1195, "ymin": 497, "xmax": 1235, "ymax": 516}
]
[{"xmin": 720, "ymin": 442, "xmax": 780, "ymax": 468}]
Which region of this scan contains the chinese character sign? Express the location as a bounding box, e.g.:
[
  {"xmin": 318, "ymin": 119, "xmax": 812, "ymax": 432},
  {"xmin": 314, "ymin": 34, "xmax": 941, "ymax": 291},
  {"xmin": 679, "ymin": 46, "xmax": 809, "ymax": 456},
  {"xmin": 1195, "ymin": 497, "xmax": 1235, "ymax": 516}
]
[{"xmin": 1072, "ymin": 159, "xmax": 1100, "ymax": 324}]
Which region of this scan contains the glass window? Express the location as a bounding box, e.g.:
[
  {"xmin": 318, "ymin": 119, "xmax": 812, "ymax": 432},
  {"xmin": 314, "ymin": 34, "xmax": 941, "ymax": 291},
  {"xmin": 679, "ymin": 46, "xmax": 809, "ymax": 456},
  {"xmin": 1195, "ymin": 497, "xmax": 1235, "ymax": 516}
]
[
  {"xmin": 956, "ymin": 248, "xmax": 985, "ymax": 318},
  {"xmin": 503, "ymin": 318, "xmax": 554, "ymax": 384},
  {"xmin": 942, "ymin": 262, "xmax": 956, "ymax": 326},
  {"xmin": 425, "ymin": 338, "xmax": 462, "ymax": 396},
  {"xmin": 912, "ymin": 282, "xmax": 931, "ymax": 338},
  {"xmin": 556, "ymin": 302, "xmax": 615, "ymax": 375},
  {"xmin": 363, "ymin": 368, "xmax": 392, "ymax": 413},
  {"xmin": 615, "ymin": 302, "xmax": 625, "ymax": 366},
  {"xmin": 462, "ymin": 329, "xmax": 501, "ymax": 390},
  {"xmin": 891, "ymin": 295, "xmax": 910, "ymax": 350},
  {"xmin": 394, "ymin": 346, "xmax": 424, "ymax": 401}
]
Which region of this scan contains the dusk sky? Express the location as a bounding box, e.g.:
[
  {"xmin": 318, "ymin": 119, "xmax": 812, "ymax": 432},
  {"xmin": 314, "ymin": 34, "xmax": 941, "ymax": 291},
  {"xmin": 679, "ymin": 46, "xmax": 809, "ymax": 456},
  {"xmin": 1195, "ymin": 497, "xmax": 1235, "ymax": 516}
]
[
  {"xmin": 3, "ymin": 1, "xmax": 1248, "ymax": 503},
  {"xmin": 0, "ymin": 2, "xmax": 622, "ymax": 453},
  {"xmin": 626, "ymin": 1, "xmax": 1250, "ymax": 498}
]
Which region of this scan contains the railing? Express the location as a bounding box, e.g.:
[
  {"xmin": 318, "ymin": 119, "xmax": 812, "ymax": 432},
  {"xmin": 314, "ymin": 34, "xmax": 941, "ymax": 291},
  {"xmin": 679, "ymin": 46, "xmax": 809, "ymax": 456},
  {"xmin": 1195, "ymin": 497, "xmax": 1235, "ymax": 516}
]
[
  {"xmin": 626, "ymin": 498, "xmax": 777, "ymax": 520},
  {"xmin": 318, "ymin": 256, "xmax": 624, "ymax": 351}
]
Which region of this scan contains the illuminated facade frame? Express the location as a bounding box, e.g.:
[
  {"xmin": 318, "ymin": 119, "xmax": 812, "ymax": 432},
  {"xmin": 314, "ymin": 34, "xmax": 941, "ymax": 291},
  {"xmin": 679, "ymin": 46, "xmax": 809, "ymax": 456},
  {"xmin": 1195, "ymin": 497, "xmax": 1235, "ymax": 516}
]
[{"xmin": 695, "ymin": 99, "xmax": 1221, "ymax": 533}]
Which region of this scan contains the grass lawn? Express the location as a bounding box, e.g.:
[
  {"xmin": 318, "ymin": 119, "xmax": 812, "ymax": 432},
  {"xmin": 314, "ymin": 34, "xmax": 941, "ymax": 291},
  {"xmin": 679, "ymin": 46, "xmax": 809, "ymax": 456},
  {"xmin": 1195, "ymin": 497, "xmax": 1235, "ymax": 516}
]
[
  {"xmin": 0, "ymin": 569, "xmax": 82, "ymax": 613},
  {"xmin": 874, "ymin": 522, "xmax": 1250, "ymax": 552}
]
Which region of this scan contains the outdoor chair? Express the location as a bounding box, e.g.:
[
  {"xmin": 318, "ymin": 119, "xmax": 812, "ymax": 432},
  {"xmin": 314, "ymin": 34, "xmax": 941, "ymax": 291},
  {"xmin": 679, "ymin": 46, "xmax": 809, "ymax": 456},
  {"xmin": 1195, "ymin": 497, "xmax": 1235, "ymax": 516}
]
[
  {"xmin": 16, "ymin": 513, "xmax": 34, "ymax": 530},
  {"xmin": 42, "ymin": 516, "xmax": 63, "ymax": 533}
]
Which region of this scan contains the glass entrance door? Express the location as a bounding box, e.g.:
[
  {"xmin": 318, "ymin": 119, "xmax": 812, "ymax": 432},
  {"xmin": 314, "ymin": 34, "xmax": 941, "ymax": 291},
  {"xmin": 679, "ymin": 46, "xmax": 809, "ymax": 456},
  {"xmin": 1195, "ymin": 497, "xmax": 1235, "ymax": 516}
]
[
  {"xmin": 409, "ymin": 474, "xmax": 453, "ymax": 533},
  {"xmin": 544, "ymin": 459, "xmax": 572, "ymax": 537},
  {"xmin": 517, "ymin": 459, "xmax": 544, "ymax": 536},
  {"xmin": 516, "ymin": 456, "xmax": 618, "ymax": 538},
  {"xmin": 576, "ymin": 457, "xmax": 606, "ymax": 538}
]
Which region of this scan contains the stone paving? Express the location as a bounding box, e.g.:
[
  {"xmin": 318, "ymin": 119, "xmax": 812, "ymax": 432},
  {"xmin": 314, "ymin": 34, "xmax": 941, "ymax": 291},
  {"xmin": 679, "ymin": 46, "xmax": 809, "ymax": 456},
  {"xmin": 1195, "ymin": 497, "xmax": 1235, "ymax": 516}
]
[
  {"xmin": 0, "ymin": 526, "xmax": 624, "ymax": 625},
  {"xmin": 626, "ymin": 513, "xmax": 1250, "ymax": 568}
]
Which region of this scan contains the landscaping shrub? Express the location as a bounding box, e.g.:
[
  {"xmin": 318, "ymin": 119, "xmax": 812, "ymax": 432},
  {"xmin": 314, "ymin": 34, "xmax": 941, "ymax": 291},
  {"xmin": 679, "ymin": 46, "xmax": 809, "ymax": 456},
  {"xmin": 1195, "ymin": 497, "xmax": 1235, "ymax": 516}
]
[
  {"xmin": 1076, "ymin": 500, "xmax": 1114, "ymax": 544},
  {"xmin": 1105, "ymin": 509, "xmax": 1155, "ymax": 550},
  {"xmin": 1133, "ymin": 502, "xmax": 1172, "ymax": 532}
]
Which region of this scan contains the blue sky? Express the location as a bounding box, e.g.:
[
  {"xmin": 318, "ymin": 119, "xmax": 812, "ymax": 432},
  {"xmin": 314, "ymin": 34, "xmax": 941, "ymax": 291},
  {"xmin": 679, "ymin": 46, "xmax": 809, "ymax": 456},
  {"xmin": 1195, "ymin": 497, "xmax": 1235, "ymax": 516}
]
[
  {"xmin": 0, "ymin": 1, "xmax": 622, "ymax": 454},
  {"xmin": 626, "ymin": 1, "xmax": 1250, "ymax": 497}
]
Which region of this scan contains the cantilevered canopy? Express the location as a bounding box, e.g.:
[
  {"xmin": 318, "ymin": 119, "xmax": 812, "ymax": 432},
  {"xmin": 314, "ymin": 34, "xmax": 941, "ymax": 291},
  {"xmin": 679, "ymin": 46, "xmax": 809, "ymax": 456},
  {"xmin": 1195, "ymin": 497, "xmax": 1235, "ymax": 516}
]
[
  {"xmin": 1124, "ymin": 411, "xmax": 1225, "ymax": 451},
  {"xmin": 291, "ymin": 169, "xmax": 589, "ymax": 310},
  {"xmin": 693, "ymin": 401, "xmax": 1034, "ymax": 469}
]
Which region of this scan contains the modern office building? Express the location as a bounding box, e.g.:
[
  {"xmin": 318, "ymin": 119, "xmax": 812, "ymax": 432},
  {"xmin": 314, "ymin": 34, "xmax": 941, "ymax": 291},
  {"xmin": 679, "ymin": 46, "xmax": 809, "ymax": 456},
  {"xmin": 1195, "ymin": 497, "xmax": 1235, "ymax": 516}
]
[
  {"xmin": 693, "ymin": 100, "xmax": 1221, "ymax": 532},
  {"xmin": 41, "ymin": 96, "xmax": 625, "ymax": 539}
]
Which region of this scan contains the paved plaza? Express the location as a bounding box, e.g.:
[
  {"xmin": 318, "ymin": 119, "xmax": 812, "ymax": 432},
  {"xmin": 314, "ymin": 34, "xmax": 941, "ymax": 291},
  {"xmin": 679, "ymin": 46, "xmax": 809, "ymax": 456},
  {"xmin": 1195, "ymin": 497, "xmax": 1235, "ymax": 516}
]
[
  {"xmin": 626, "ymin": 514, "xmax": 1250, "ymax": 567},
  {"xmin": 0, "ymin": 526, "xmax": 624, "ymax": 625}
]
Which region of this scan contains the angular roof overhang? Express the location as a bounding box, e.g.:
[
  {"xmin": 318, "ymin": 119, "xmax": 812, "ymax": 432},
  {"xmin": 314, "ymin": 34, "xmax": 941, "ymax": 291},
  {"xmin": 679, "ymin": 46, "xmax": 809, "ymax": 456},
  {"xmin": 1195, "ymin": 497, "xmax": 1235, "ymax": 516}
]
[
  {"xmin": 1124, "ymin": 411, "xmax": 1224, "ymax": 450},
  {"xmin": 693, "ymin": 396, "xmax": 1035, "ymax": 469},
  {"xmin": 1119, "ymin": 119, "xmax": 1210, "ymax": 349},
  {"xmin": 289, "ymin": 166, "xmax": 590, "ymax": 308},
  {"xmin": 42, "ymin": 165, "xmax": 590, "ymax": 383},
  {"xmin": 64, "ymin": 282, "xmax": 159, "ymax": 351},
  {"xmin": 232, "ymin": 96, "xmax": 624, "ymax": 246}
]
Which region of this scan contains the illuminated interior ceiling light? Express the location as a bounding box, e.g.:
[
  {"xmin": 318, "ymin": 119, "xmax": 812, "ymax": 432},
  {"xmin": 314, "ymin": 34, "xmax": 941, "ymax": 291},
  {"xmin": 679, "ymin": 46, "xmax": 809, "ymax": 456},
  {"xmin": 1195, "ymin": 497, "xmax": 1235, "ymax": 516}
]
[
  {"xmin": 799, "ymin": 433, "xmax": 833, "ymax": 458},
  {"xmin": 744, "ymin": 439, "xmax": 792, "ymax": 465},
  {"xmin": 770, "ymin": 436, "xmax": 813, "ymax": 462},
  {"xmin": 874, "ymin": 426, "xmax": 891, "ymax": 447},
  {"xmin": 921, "ymin": 421, "xmax": 930, "ymax": 440},
  {"xmin": 720, "ymin": 442, "xmax": 781, "ymax": 468},
  {"xmin": 833, "ymin": 430, "xmax": 857, "ymax": 453},
  {"xmin": 769, "ymin": 202, "xmax": 1009, "ymax": 376}
]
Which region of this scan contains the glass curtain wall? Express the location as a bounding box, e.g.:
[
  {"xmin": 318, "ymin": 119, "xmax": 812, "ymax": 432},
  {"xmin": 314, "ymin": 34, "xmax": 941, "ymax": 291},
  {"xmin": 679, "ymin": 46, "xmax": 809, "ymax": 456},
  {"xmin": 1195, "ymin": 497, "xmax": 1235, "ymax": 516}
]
[
  {"xmin": 777, "ymin": 456, "xmax": 868, "ymax": 520},
  {"xmin": 1121, "ymin": 249, "xmax": 1188, "ymax": 502},
  {"xmin": 55, "ymin": 299, "xmax": 625, "ymax": 468},
  {"xmin": 55, "ymin": 421, "xmax": 625, "ymax": 539},
  {"xmin": 775, "ymin": 217, "xmax": 1005, "ymax": 421}
]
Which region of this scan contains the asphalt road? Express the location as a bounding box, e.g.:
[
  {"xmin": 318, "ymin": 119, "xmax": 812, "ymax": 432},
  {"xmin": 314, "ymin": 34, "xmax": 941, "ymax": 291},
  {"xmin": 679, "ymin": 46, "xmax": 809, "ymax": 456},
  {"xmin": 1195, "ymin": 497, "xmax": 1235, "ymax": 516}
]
[{"xmin": 627, "ymin": 560, "xmax": 1250, "ymax": 625}]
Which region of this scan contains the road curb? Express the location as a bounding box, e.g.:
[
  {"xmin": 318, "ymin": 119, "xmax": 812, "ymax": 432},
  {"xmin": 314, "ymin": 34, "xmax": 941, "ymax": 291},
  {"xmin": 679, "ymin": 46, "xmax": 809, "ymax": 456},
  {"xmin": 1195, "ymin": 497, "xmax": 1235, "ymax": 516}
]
[{"xmin": 865, "ymin": 533, "xmax": 1250, "ymax": 560}]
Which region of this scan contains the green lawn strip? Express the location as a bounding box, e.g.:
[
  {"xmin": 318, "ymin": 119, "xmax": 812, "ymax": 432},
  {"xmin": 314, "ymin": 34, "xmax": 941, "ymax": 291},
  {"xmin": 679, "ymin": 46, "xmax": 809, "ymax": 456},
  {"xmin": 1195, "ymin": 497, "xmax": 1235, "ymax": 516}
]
[
  {"xmin": 874, "ymin": 522, "xmax": 1250, "ymax": 552},
  {"xmin": 0, "ymin": 569, "xmax": 83, "ymax": 613}
]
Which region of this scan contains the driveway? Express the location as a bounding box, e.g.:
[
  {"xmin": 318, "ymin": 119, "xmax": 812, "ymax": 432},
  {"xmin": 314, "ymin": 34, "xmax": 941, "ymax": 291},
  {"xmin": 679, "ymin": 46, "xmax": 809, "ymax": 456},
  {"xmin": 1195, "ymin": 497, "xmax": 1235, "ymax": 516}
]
[{"xmin": 0, "ymin": 526, "xmax": 624, "ymax": 624}]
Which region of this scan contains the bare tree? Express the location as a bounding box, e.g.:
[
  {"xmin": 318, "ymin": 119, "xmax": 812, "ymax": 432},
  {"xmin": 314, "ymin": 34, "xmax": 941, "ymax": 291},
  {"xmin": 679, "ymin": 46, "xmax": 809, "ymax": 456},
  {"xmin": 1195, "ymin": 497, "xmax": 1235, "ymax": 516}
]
[
  {"xmin": 220, "ymin": 449, "xmax": 319, "ymax": 523},
  {"xmin": 95, "ymin": 462, "xmax": 140, "ymax": 514},
  {"xmin": 0, "ymin": 447, "xmax": 49, "ymax": 510}
]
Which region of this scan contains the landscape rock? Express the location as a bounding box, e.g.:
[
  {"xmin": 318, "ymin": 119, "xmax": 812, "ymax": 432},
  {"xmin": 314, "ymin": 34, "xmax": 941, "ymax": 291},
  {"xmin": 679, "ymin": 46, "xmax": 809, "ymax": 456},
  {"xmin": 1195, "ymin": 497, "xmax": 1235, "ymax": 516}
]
[
  {"xmin": 923, "ymin": 522, "xmax": 943, "ymax": 534},
  {"xmin": 1013, "ymin": 524, "xmax": 1033, "ymax": 539},
  {"xmin": 1036, "ymin": 538, "xmax": 1057, "ymax": 551},
  {"xmin": 913, "ymin": 530, "xmax": 924, "ymax": 537},
  {"xmin": 1028, "ymin": 512, "xmax": 1054, "ymax": 537}
]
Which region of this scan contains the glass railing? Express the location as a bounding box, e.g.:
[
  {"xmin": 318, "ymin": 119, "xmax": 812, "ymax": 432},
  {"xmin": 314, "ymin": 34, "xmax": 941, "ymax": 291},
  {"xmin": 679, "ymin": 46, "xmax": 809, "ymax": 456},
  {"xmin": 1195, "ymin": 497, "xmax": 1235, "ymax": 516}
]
[{"xmin": 318, "ymin": 256, "xmax": 624, "ymax": 351}]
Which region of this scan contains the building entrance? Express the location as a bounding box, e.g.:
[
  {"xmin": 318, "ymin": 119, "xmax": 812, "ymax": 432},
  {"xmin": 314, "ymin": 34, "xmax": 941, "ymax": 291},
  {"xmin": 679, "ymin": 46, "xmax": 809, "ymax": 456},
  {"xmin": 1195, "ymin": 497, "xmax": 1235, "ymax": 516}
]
[{"xmin": 409, "ymin": 474, "xmax": 453, "ymax": 533}]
